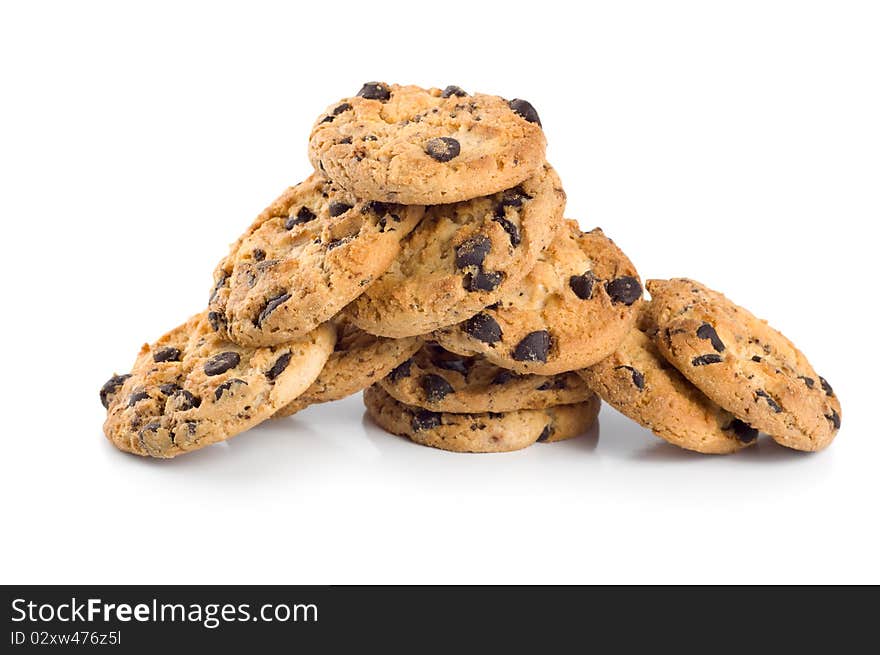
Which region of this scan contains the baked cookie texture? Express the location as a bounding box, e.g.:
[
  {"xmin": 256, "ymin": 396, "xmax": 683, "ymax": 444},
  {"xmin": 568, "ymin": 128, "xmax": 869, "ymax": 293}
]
[
  {"xmin": 101, "ymin": 313, "xmax": 335, "ymax": 458},
  {"xmin": 434, "ymin": 221, "xmax": 642, "ymax": 375},
  {"xmin": 364, "ymin": 385, "xmax": 600, "ymax": 453},
  {"xmin": 379, "ymin": 343, "xmax": 593, "ymax": 413},
  {"xmin": 646, "ymin": 279, "xmax": 841, "ymax": 452},
  {"xmin": 579, "ymin": 307, "xmax": 755, "ymax": 454},
  {"xmin": 309, "ymin": 82, "xmax": 547, "ymax": 205},
  {"xmin": 347, "ymin": 163, "xmax": 566, "ymax": 338},
  {"xmin": 274, "ymin": 317, "xmax": 422, "ymax": 418},
  {"xmin": 209, "ymin": 173, "xmax": 424, "ymax": 347}
]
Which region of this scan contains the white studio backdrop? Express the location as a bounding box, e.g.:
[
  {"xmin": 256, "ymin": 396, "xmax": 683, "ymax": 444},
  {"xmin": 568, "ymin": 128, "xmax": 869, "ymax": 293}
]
[{"xmin": 0, "ymin": 1, "xmax": 877, "ymax": 584}]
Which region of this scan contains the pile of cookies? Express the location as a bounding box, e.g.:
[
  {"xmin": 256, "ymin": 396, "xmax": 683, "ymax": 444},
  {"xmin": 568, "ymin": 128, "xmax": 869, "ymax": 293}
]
[{"xmin": 100, "ymin": 82, "xmax": 842, "ymax": 458}]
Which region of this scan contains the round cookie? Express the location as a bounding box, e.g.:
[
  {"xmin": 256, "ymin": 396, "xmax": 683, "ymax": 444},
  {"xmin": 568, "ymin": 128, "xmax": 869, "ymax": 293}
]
[
  {"xmin": 274, "ymin": 318, "xmax": 422, "ymax": 418},
  {"xmin": 645, "ymin": 279, "xmax": 842, "ymax": 452},
  {"xmin": 209, "ymin": 173, "xmax": 424, "ymax": 347},
  {"xmin": 309, "ymin": 82, "xmax": 546, "ymax": 205},
  {"xmin": 579, "ymin": 308, "xmax": 757, "ymax": 454},
  {"xmin": 434, "ymin": 221, "xmax": 642, "ymax": 375},
  {"xmin": 347, "ymin": 164, "xmax": 566, "ymax": 338},
  {"xmin": 364, "ymin": 385, "xmax": 600, "ymax": 454},
  {"xmin": 100, "ymin": 312, "xmax": 335, "ymax": 458},
  {"xmin": 379, "ymin": 343, "xmax": 593, "ymax": 413}
]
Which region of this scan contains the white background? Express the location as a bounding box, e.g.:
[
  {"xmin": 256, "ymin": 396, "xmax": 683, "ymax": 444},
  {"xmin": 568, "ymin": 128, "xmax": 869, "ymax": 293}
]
[{"xmin": 1, "ymin": 1, "xmax": 877, "ymax": 584}]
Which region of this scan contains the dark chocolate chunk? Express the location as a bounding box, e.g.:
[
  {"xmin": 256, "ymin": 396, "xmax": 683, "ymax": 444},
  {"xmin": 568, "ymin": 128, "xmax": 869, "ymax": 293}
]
[
  {"xmin": 152, "ymin": 346, "xmax": 181, "ymax": 363},
  {"xmin": 208, "ymin": 311, "xmax": 226, "ymax": 332},
  {"xmin": 537, "ymin": 425, "xmax": 552, "ymax": 442},
  {"xmin": 605, "ymin": 276, "xmax": 642, "ymax": 306},
  {"xmin": 615, "ymin": 365, "xmax": 645, "ymax": 390},
  {"xmin": 569, "ymin": 271, "xmax": 598, "ymax": 300},
  {"xmin": 127, "ymin": 390, "xmax": 150, "ymax": 407},
  {"xmin": 425, "ymin": 137, "xmax": 461, "ymax": 162},
  {"xmin": 696, "ymin": 323, "xmax": 725, "ymax": 352},
  {"xmin": 512, "ymin": 331, "xmax": 551, "ymax": 363},
  {"xmin": 100, "ymin": 374, "xmax": 131, "ymax": 409},
  {"xmin": 537, "ymin": 377, "xmax": 567, "ymax": 391},
  {"xmin": 508, "ymin": 98, "xmax": 542, "ymax": 126},
  {"xmin": 455, "ymin": 235, "xmax": 492, "ymax": 269},
  {"xmin": 328, "ymin": 202, "xmax": 353, "ymax": 217},
  {"xmin": 256, "ymin": 293, "xmax": 291, "ymax": 327},
  {"xmin": 266, "ymin": 352, "xmax": 292, "ymax": 381},
  {"xmin": 751, "ymin": 356, "xmax": 763, "ymax": 363},
  {"xmin": 819, "ymin": 376, "xmax": 834, "ymax": 397},
  {"xmin": 252, "ymin": 248, "xmax": 266, "ymax": 262},
  {"xmin": 726, "ymin": 419, "xmax": 758, "ymax": 443},
  {"xmin": 214, "ymin": 378, "xmax": 247, "ymax": 401},
  {"xmin": 357, "ymin": 82, "xmax": 391, "ymax": 101},
  {"xmin": 755, "ymin": 389, "xmax": 783, "ymax": 413},
  {"xmin": 332, "ymin": 102, "xmax": 352, "ymax": 115},
  {"xmin": 158, "ymin": 383, "xmax": 180, "ymax": 396},
  {"xmin": 366, "ymin": 200, "xmax": 391, "ymax": 216},
  {"xmin": 464, "ymin": 270, "xmax": 503, "ymax": 292},
  {"xmin": 411, "ymin": 409, "xmax": 442, "ymax": 432},
  {"xmin": 285, "ymin": 206, "xmax": 317, "ymax": 230},
  {"xmin": 500, "ymin": 186, "xmax": 532, "ymax": 208},
  {"xmin": 441, "ymin": 85, "xmax": 468, "ymax": 98},
  {"xmin": 139, "ymin": 422, "xmax": 161, "ymax": 442},
  {"xmin": 463, "ymin": 313, "xmax": 502, "ymax": 344},
  {"xmin": 692, "ymin": 354, "xmax": 723, "ymax": 366},
  {"xmin": 492, "ymin": 370, "xmax": 518, "ymax": 385},
  {"xmin": 209, "ymin": 272, "xmax": 228, "ymax": 303},
  {"xmin": 171, "ymin": 389, "xmax": 201, "ymax": 411},
  {"xmin": 421, "ymin": 374, "xmax": 455, "ymax": 402},
  {"xmin": 826, "ymin": 409, "xmax": 841, "ymax": 430},
  {"xmin": 389, "ymin": 358, "xmax": 413, "ymax": 382},
  {"xmin": 204, "ymin": 351, "xmax": 241, "ymax": 376},
  {"xmin": 492, "ymin": 208, "xmax": 520, "ymax": 246},
  {"xmin": 799, "ymin": 376, "xmax": 815, "ymax": 389}
]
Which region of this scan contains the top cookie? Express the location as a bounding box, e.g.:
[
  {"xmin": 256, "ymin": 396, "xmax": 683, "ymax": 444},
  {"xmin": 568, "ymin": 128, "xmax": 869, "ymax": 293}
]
[
  {"xmin": 347, "ymin": 164, "xmax": 565, "ymax": 338},
  {"xmin": 209, "ymin": 173, "xmax": 424, "ymax": 347},
  {"xmin": 100, "ymin": 312, "xmax": 335, "ymax": 458},
  {"xmin": 309, "ymin": 82, "xmax": 547, "ymax": 205},
  {"xmin": 646, "ymin": 279, "xmax": 842, "ymax": 452},
  {"xmin": 434, "ymin": 221, "xmax": 642, "ymax": 375}
]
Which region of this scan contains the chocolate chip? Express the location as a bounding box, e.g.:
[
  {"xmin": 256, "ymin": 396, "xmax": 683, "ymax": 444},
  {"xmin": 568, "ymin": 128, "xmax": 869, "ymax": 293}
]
[
  {"xmin": 492, "ymin": 370, "xmax": 518, "ymax": 385},
  {"xmin": 537, "ymin": 425, "xmax": 552, "ymax": 442},
  {"xmin": 389, "ymin": 358, "xmax": 412, "ymax": 382},
  {"xmin": 256, "ymin": 293, "xmax": 291, "ymax": 327},
  {"xmin": 171, "ymin": 420, "xmax": 198, "ymax": 444},
  {"xmin": 421, "ymin": 374, "xmax": 455, "ymax": 402},
  {"xmin": 425, "ymin": 137, "xmax": 461, "ymax": 162},
  {"xmin": 209, "ymin": 272, "xmax": 228, "ymax": 303},
  {"xmin": 99, "ymin": 374, "xmax": 131, "ymax": 409},
  {"xmin": 692, "ymin": 354, "xmax": 723, "ymax": 366},
  {"xmin": 411, "ymin": 409, "xmax": 442, "ymax": 432},
  {"xmin": 537, "ymin": 378, "xmax": 567, "ymax": 391},
  {"xmin": 508, "ymin": 98, "xmax": 542, "ymax": 126},
  {"xmin": 799, "ymin": 376, "xmax": 815, "ymax": 389},
  {"xmin": 204, "ymin": 351, "xmax": 241, "ymax": 376},
  {"xmin": 139, "ymin": 422, "xmax": 160, "ymax": 442},
  {"xmin": 441, "ymin": 85, "xmax": 468, "ymax": 98},
  {"xmin": 696, "ymin": 323, "xmax": 725, "ymax": 352},
  {"xmin": 455, "ymin": 235, "xmax": 492, "ymax": 270},
  {"xmin": 605, "ymin": 276, "xmax": 642, "ymax": 306},
  {"xmin": 327, "ymin": 236, "xmax": 352, "ymax": 250},
  {"xmin": 819, "ymin": 376, "xmax": 834, "ymax": 397},
  {"xmin": 463, "ymin": 312, "xmax": 502, "ymax": 344},
  {"xmin": 366, "ymin": 200, "xmax": 392, "ymax": 216},
  {"xmin": 158, "ymin": 383, "xmax": 180, "ymax": 396},
  {"xmin": 328, "ymin": 202, "xmax": 353, "ymax": 217},
  {"xmin": 171, "ymin": 389, "xmax": 201, "ymax": 411},
  {"xmin": 726, "ymin": 419, "xmax": 758, "ymax": 443},
  {"xmin": 492, "ymin": 208, "xmax": 520, "ymax": 246},
  {"xmin": 266, "ymin": 352, "xmax": 292, "ymax": 381},
  {"xmin": 430, "ymin": 353, "xmax": 471, "ymax": 375},
  {"xmin": 755, "ymin": 389, "xmax": 783, "ymax": 413},
  {"xmin": 464, "ymin": 270, "xmax": 503, "ymax": 292},
  {"xmin": 338, "ymin": 136, "xmax": 352, "ymax": 145},
  {"xmin": 252, "ymin": 248, "xmax": 266, "ymax": 262},
  {"xmin": 751, "ymin": 356, "xmax": 763, "ymax": 363},
  {"xmin": 332, "ymin": 102, "xmax": 352, "ymax": 115},
  {"xmin": 826, "ymin": 409, "xmax": 841, "ymax": 430},
  {"xmin": 500, "ymin": 186, "xmax": 532, "ymax": 207},
  {"xmin": 127, "ymin": 390, "xmax": 150, "ymax": 407},
  {"xmin": 153, "ymin": 346, "xmax": 181, "ymax": 363},
  {"xmin": 512, "ymin": 331, "xmax": 551, "ymax": 363},
  {"xmin": 208, "ymin": 311, "xmax": 226, "ymax": 333},
  {"xmin": 357, "ymin": 82, "xmax": 391, "ymax": 101},
  {"xmin": 214, "ymin": 378, "xmax": 247, "ymax": 401},
  {"xmin": 569, "ymin": 272, "xmax": 598, "ymax": 300},
  {"xmin": 320, "ymin": 115, "xmax": 335, "ymax": 124},
  {"xmin": 285, "ymin": 206, "xmax": 316, "ymax": 230},
  {"xmin": 615, "ymin": 365, "xmax": 645, "ymax": 390}
]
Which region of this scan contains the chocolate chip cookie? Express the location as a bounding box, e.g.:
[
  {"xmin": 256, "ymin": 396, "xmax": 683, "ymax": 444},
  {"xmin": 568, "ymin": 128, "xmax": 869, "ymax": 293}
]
[
  {"xmin": 364, "ymin": 385, "xmax": 600, "ymax": 453},
  {"xmin": 434, "ymin": 221, "xmax": 642, "ymax": 375},
  {"xmin": 209, "ymin": 173, "xmax": 424, "ymax": 347},
  {"xmin": 378, "ymin": 343, "xmax": 593, "ymax": 413},
  {"xmin": 579, "ymin": 308, "xmax": 756, "ymax": 454},
  {"xmin": 101, "ymin": 312, "xmax": 335, "ymax": 458},
  {"xmin": 646, "ymin": 279, "xmax": 842, "ymax": 452},
  {"xmin": 347, "ymin": 163, "xmax": 565, "ymax": 338},
  {"xmin": 274, "ymin": 317, "xmax": 422, "ymax": 417},
  {"xmin": 309, "ymin": 82, "xmax": 547, "ymax": 205}
]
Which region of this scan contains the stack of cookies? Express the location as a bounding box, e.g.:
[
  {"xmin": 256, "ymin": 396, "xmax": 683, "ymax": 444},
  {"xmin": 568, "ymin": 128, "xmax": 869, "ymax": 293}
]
[{"xmin": 100, "ymin": 82, "xmax": 842, "ymax": 458}]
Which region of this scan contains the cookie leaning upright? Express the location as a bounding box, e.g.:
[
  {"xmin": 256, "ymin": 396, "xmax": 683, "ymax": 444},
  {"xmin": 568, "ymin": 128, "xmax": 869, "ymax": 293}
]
[
  {"xmin": 347, "ymin": 164, "xmax": 566, "ymax": 338},
  {"xmin": 209, "ymin": 174, "xmax": 424, "ymax": 347},
  {"xmin": 309, "ymin": 82, "xmax": 547, "ymax": 205},
  {"xmin": 646, "ymin": 279, "xmax": 842, "ymax": 452},
  {"xmin": 100, "ymin": 313, "xmax": 335, "ymax": 458}
]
